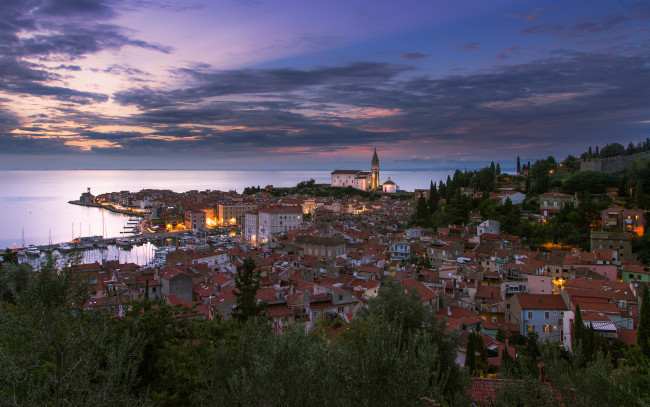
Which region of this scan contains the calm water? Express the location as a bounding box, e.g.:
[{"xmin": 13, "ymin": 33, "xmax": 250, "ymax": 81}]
[{"xmin": 0, "ymin": 169, "xmax": 452, "ymax": 249}]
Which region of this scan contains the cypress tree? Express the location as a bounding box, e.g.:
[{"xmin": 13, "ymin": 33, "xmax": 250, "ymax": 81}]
[
  {"xmin": 639, "ymin": 286, "xmax": 650, "ymax": 358},
  {"xmin": 516, "ymin": 156, "xmax": 521, "ymax": 173},
  {"xmin": 232, "ymin": 257, "xmax": 265, "ymax": 322},
  {"xmin": 416, "ymin": 196, "xmax": 429, "ymax": 220},
  {"xmin": 465, "ymin": 332, "xmax": 476, "ymax": 375},
  {"xmin": 635, "ymin": 180, "xmax": 644, "ymax": 210},
  {"xmin": 573, "ymin": 304, "xmax": 584, "ymax": 350},
  {"xmin": 428, "ymin": 181, "xmax": 439, "ymax": 214},
  {"xmin": 500, "ymin": 346, "xmax": 514, "ymax": 373},
  {"xmin": 496, "ymin": 328, "xmax": 506, "ymax": 343},
  {"xmin": 496, "ymin": 163, "xmax": 501, "ymax": 175}
]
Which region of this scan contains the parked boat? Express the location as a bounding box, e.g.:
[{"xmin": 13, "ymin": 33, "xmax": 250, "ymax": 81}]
[
  {"xmin": 26, "ymin": 245, "xmax": 41, "ymax": 257},
  {"xmin": 116, "ymin": 239, "xmax": 133, "ymax": 249},
  {"xmin": 58, "ymin": 243, "xmax": 73, "ymax": 252}
]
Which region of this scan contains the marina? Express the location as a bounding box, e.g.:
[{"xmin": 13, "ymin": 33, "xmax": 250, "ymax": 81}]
[{"xmin": 13, "ymin": 228, "xmax": 242, "ymax": 269}]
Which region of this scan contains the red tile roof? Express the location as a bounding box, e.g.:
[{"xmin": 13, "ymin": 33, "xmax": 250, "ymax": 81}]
[{"xmin": 514, "ymin": 294, "xmax": 566, "ymax": 310}]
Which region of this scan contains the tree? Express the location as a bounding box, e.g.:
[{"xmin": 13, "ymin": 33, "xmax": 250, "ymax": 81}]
[
  {"xmin": 635, "ymin": 179, "xmax": 645, "ymax": 209},
  {"xmin": 496, "ymin": 163, "xmax": 501, "ymax": 175},
  {"xmin": 465, "ymin": 332, "xmax": 476, "ymax": 375},
  {"xmin": 500, "ymin": 346, "xmax": 514, "ymax": 374},
  {"xmin": 516, "ymin": 156, "xmax": 521, "ymax": 173},
  {"xmin": 600, "ymin": 143, "xmax": 625, "ymax": 158},
  {"xmin": 428, "ymin": 181, "xmax": 439, "ymax": 214},
  {"xmin": 416, "ymin": 196, "xmax": 429, "ymax": 220},
  {"xmin": 496, "ymin": 328, "xmax": 506, "ymax": 343},
  {"xmin": 573, "ymin": 304, "xmax": 584, "ymax": 350},
  {"xmin": 562, "ymin": 170, "xmax": 618, "ymax": 195},
  {"xmin": 232, "ymin": 257, "xmax": 265, "ymax": 322},
  {"xmin": 1, "ymin": 249, "xmax": 18, "ymax": 265},
  {"xmin": 639, "ymin": 286, "xmax": 650, "ymax": 358}
]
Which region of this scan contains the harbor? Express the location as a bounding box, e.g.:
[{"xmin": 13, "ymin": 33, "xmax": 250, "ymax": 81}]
[{"xmin": 11, "ymin": 227, "xmax": 241, "ymax": 269}]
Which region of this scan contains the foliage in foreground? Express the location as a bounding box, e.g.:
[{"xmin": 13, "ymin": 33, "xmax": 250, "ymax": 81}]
[{"xmin": 0, "ymin": 261, "xmax": 467, "ymax": 407}]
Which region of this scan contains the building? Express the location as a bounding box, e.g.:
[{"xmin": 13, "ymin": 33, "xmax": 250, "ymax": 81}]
[
  {"xmin": 477, "ymin": 220, "xmax": 500, "ymax": 236},
  {"xmin": 160, "ymin": 267, "xmax": 193, "ymax": 302},
  {"xmin": 79, "ymin": 187, "xmax": 95, "ymax": 203},
  {"xmin": 539, "ymin": 192, "xmax": 578, "ymax": 217},
  {"xmin": 371, "ymin": 148, "xmax": 380, "ymax": 190},
  {"xmin": 184, "ymin": 210, "xmax": 206, "ymax": 230},
  {"xmin": 382, "ymin": 177, "xmax": 397, "ymax": 193},
  {"xmin": 509, "ymin": 294, "xmax": 567, "ymax": 342},
  {"xmin": 218, "ymin": 202, "xmax": 258, "ymax": 226},
  {"xmin": 244, "ymin": 206, "xmax": 303, "ymax": 244},
  {"xmin": 590, "ymin": 230, "xmax": 634, "ymax": 264},
  {"xmin": 601, "ymin": 206, "xmax": 647, "ymax": 236},
  {"xmin": 166, "ymin": 249, "xmax": 229, "ymax": 271},
  {"xmin": 294, "ymin": 235, "xmax": 347, "ymax": 260},
  {"xmin": 331, "ymin": 149, "xmax": 384, "ymax": 191}
]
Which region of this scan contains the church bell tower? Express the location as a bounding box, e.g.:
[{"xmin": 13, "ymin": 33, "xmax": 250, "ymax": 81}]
[{"xmin": 371, "ymin": 148, "xmax": 380, "ymax": 191}]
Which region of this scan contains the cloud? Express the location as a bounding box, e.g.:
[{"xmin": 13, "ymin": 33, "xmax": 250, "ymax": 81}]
[
  {"xmin": 0, "ymin": 0, "xmax": 170, "ymax": 105},
  {"xmin": 507, "ymin": 7, "xmax": 553, "ymax": 22},
  {"xmin": 455, "ymin": 42, "xmax": 480, "ymax": 51},
  {"xmin": 521, "ymin": 2, "xmax": 650, "ymax": 37},
  {"xmin": 114, "ymin": 62, "xmax": 410, "ymax": 109},
  {"xmin": 400, "ymin": 52, "xmax": 429, "ymax": 61},
  {"xmin": 89, "ymin": 51, "xmax": 646, "ymax": 165}
]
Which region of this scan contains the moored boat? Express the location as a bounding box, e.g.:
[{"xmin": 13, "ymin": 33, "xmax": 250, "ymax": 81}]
[{"xmin": 26, "ymin": 245, "xmax": 41, "ymax": 256}]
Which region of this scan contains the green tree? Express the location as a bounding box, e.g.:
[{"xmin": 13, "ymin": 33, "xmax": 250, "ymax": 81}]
[
  {"xmin": 639, "ymin": 286, "xmax": 650, "ymax": 358},
  {"xmin": 635, "ymin": 179, "xmax": 645, "ymax": 209},
  {"xmin": 1, "ymin": 249, "xmax": 18, "ymax": 265},
  {"xmin": 428, "ymin": 181, "xmax": 439, "ymax": 214},
  {"xmin": 416, "ymin": 196, "xmax": 429, "ymax": 220},
  {"xmin": 232, "ymin": 257, "xmax": 265, "ymax": 322},
  {"xmin": 517, "ymin": 156, "xmax": 521, "ymax": 173},
  {"xmin": 465, "ymin": 332, "xmax": 476, "ymax": 375},
  {"xmin": 600, "ymin": 142, "xmax": 625, "ymax": 158}
]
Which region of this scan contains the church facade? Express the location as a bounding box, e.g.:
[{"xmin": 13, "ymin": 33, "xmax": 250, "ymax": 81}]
[{"xmin": 331, "ymin": 149, "xmax": 383, "ymax": 191}]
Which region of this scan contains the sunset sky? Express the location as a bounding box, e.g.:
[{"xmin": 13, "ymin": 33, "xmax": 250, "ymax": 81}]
[{"xmin": 1, "ymin": 0, "xmax": 649, "ymax": 170}]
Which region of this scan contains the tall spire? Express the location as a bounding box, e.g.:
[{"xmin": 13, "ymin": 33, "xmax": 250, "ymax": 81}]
[{"xmin": 371, "ymin": 148, "xmax": 380, "ymax": 190}]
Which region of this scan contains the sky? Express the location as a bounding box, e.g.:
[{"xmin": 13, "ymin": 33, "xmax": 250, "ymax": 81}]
[{"xmin": 1, "ymin": 0, "xmax": 649, "ymax": 171}]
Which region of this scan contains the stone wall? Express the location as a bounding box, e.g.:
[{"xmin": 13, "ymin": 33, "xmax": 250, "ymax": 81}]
[{"xmin": 579, "ymin": 152, "xmax": 649, "ymax": 174}]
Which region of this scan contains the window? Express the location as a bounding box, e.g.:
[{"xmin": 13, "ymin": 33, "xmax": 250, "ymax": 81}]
[
  {"xmin": 492, "ymin": 316, "xmax": 497, "ymax": 323},
  {"xmin": 558, "ymin": 318, "xmax": 563, "ymax": 326},
  {"xmin": 527, "ymin": 324, "xmax": 535, "ymax": 332},
  {"xmin": 544, "ymin": 311, "xmax": 550, "ymax": 319},
  {"xmin": 543, "ymin": 324, "xmax": 552, "ymax": 333},
  {"xmin": 527, "ymin": 311, "xmax": 533, "ymax": 319},
  {"xmin": 312, "ymin": 311, "xmax": 319, "ymax": 318}
]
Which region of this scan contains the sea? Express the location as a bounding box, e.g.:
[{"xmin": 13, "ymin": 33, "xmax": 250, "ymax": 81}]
[{"xmin": 0, "ymin": 169, "xmax": 453, "ymax": 256}]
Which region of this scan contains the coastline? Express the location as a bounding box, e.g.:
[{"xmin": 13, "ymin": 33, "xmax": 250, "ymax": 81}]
[{"xmin": 68, "ymin": 200, "xmax": 149, "ymax": 218}]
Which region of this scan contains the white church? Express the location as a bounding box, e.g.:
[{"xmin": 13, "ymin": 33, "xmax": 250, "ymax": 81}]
[{"xmin": 330, "ymin": 149, "xmax": 398, "ymax": 193}]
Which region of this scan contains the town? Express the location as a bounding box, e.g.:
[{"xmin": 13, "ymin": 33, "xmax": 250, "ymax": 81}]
[{"xmin": 2, "ymin": 142, "xmax": 650, "ymax": 406}]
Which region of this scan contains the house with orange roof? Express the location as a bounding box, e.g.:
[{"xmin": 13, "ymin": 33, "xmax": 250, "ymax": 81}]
[
  {"xmin": 402, "ymin": 278, "xmax": 440, "ymax": 312},
  {"xmin": 160, "ymin": 266, "xmax": 193, "ymax": 302},
  {"xmin": 509, "ymin": 294, "xmax": 567, "ymax": 342}
]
